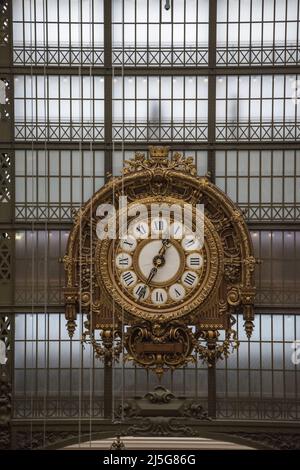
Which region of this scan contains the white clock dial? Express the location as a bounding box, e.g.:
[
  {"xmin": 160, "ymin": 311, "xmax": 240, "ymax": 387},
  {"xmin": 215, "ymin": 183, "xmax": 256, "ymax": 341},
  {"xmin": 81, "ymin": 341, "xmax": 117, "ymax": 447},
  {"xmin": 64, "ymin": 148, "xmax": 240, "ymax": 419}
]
[
  {"xmin": 151, "ymin": 217, "xmax": 168, "ymax": 235},
  {"xmin": 181, "ymin": 270, "xmax": 199, "ymax": 289},
  {"xmin": 169, "ymin": 221, "xmax": 184, "ymax": 239},
  {"xmin": 181, "ymin": 235, "xmax": 201, "ymax": 252},
  {"xmin": 129, "ymin": 220, "xmax": 149, "ymax": 239},
  {"xmin": 186, "ymin": 253, "xmax": 203, "ymax": 270},
  {"xmin": 137, "ymin": 240, "xmax": 181, "ymax": 284},
  {"xmin": 119, "ymin": 235, "xmax": 137, "ymax": 252},
  {"xmin": 151, "ymin": 288, "xmax": 168, "ymax": 305},
  {"xmin": 133, "ymin": 283, "xmax": 150, "ymax": 300},
  {"xmin": 115, "ymin": 252, "xmax": 132, "ymax": 270},
  {"xmin": 120, "ymin": 270, "xmax": 137, "ymax": 288},
  {"xmin": 169, "ymin": 283, "xmax": 186, "ymax": 301}
]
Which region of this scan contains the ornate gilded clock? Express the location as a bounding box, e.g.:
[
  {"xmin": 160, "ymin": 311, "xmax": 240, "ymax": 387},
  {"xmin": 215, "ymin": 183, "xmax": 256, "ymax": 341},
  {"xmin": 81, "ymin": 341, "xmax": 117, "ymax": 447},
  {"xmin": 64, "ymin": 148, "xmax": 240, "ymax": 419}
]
[{"xmin": 64, "ymin": 146, "xmax": 256, "ymax": 376}]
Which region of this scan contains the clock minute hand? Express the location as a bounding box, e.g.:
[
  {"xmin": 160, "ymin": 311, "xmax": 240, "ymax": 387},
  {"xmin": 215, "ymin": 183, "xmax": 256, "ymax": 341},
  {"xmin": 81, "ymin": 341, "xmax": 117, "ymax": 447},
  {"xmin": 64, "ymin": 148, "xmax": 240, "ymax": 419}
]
[
  {"xmin": 138, "ymin": 266, "xmax": 157, "ymax": 300},
  {"xmin": 158, "ymin": 238, "xmax": 170, "ymax": 257}
]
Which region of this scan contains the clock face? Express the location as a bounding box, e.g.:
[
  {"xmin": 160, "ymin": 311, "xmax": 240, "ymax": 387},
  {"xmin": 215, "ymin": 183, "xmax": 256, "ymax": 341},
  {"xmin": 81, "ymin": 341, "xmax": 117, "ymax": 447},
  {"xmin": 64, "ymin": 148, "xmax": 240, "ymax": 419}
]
[
  {"xmin": 96, "ymin": 197, "xmax": 222, "ymax": 322},
  {"xmin": 113, "ymin": 218, "xmax": 204, "ymax": 310}
]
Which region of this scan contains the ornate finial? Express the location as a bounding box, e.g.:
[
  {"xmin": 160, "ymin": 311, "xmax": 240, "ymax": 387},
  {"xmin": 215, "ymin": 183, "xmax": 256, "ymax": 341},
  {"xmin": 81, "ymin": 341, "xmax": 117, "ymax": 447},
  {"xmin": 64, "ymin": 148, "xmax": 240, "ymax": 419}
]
[
  {"xmin": 244, "ymin": 320, "xmax": 254, "ymax": 339},
  {"xmin": 110, "ymin": 434, "xmax": 125, "ymax": 450},
  {"xmin": 149, "ymin": 146, "xmax": 170, "ymax": 159}
]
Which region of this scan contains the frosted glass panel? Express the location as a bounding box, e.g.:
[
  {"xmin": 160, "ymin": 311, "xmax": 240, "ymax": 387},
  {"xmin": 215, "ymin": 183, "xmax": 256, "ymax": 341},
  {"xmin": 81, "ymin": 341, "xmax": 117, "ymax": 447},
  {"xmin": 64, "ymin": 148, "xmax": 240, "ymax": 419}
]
[
  {"xmin": 112, "ymin": 0, "xmax": 209, "ymax": 66},
  {"xmin": 216, "ymin": 74, "xmax": 300, "ymax": 141},
  {"xmin": 217, "ymin": 0, "xmax": 300, "ymax": 65},
  {"xmin": 12, "ymin": 0, "xmax": 104, "ymax": 65},
  {"xmin": 216, "ymin": 150, "xmax": 300, "ymax": 222},
  {"xmin": 112, "ymin": 76, "xmax": 208, "ymax": 141},
  {"xmin": 14, "ymin": 75, "xmax": 105, "ymax": 141},
  {"xmin": 15, "ymin": 150, "xmax": 105, "ymax": 220}
]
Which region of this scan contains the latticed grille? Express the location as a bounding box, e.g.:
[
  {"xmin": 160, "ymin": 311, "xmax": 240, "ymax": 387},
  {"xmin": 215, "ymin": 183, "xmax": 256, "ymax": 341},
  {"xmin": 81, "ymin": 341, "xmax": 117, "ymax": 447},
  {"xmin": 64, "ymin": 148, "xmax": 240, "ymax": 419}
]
[
  {"xmin": 0, "ymin": 152, "xmax": 11, "ymax": 203},
  {"xmin": 0, "ymin": 233, "xmax": 11, "ymax": 283}
]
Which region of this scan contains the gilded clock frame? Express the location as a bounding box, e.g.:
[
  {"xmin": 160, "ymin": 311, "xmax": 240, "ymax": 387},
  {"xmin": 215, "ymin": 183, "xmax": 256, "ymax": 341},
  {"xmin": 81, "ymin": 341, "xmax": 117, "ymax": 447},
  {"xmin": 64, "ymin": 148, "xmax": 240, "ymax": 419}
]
[{"xmin": 63, "ymin": 146, "xmax": 256, "ymax": 374}]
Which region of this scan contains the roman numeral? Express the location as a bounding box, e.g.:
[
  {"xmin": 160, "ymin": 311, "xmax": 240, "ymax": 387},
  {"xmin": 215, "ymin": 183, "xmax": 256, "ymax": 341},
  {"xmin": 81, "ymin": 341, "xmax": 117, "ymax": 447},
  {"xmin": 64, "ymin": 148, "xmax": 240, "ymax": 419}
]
[
  {"xmin": 136, "ymin": 224, "xmax": 146, "ymax": 234},
  {"xmin": 156, "ymin": 292, "xmax": 164, "ymax": 302},
  {"xmin": 123, "ymin": 240, "xmax": 133, "ymax": 247},
  {"xmin": 118, "ymin": 257, "xmax": 129, "ymax": 265},
  {"xmin": 154, "ymin": 220, "xmax": 164, "ymax": 230},
  {"xmin": 174, "ymin": 288, "xmax": 182, "ymax": 297},
  {"xmin": 122, "ymin": 271, "xmax": 134, "ymax": 286},
  {"xmin": 189, "ymin": 257, "xmax": 200, "ymax": 266},
  {"xmin": 185, "ymin": 238, "xmax": 195, "ymax": 247},
  {"xmin": 184, "ymin": 272, "xmax": 196, "ymax": 286},
  {"xmin": 136, "ymin": 285, "xmax": 146, "ymax": 298}
]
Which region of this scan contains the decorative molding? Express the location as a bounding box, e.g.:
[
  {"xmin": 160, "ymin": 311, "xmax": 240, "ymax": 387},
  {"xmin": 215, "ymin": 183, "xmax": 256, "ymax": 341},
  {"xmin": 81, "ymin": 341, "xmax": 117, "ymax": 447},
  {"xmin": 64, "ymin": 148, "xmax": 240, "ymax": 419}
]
[
  {"xmin": 13, "ymin": 47, "xmax": 104, "ymax": 66},
  {"xmin": 216, "ymin": 45, "xmax": 300, "ymax": 66},
  {"xmin": 126, "ymin": 417, "xmax": 198, "ymax": 438},
  {"xmin": 112, "ymin": 47, "xmax": 209, "ymax": 66},
  {"xmin": 14, "ymin": 121, "xmax": 104, "ymax": 141},
  {"xmin": 216, "ymin": 121, "xmax": 300, "ymax": 142},
  {"xmin": 230, "ymin": 432, "xmax": 300, "ymax": 451},
  {"xmin": 13, "ymin": 431, "xmax": 79, "ymax": 450},
  {"xmin": 115, "ymin": 386, "xmax": 210, "ymax": 423}
]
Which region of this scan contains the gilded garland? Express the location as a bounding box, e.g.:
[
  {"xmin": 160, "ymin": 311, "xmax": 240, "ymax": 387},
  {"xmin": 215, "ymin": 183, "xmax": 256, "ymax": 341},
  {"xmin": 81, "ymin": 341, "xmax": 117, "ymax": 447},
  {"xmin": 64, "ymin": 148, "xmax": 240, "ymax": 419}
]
[{"xmin": 63, "ymin": 146, "xmax": 256, "ymax": 376}]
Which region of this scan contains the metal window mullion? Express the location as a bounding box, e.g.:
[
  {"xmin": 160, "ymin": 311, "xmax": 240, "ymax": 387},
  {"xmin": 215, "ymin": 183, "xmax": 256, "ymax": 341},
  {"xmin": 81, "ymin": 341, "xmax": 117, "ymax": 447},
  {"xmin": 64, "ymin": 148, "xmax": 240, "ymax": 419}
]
[
  {"xmin": 272, "ymin": 0, "xmax": 276, "ymax": 65},
  {"xmin": 34, "ymin": 314, "xmax": 38, "ymax": 415},
  {"xmin": 250, "ymin": 0, "xmax": 254, "ymax": 65},
  {"xmin": 259, "ymin": 314, "xmax": 263, "ymax": 410},
  {"xmin": 226, "ymin": 0, "xmax": 229, "ymax": 61},
  {"xmin": 296, "ymin": 0, "xmax": 300, "ymax": 63},
  {"xmin": 183, "ymin": 75, "xmax": 185, "ymax": 142},
  {"xmin": 238, "ymin": 0, "xmax": 241, "ymax": 64},
  {"xmin": 260, "ymin": 0, "xmax": 264, "ymax": 65},
  {"xmin": 104, "ymin": 0, "xmax": 112, "ymax": 180},
  {"xmin": 208, "ymin": 0, "xmax": 217, "ymax": 182},
  {"xmin": 284, "ymin": 0, "xmax": 288, "ymax": 64},
  {"xmin": 271, "ymin": 312, "xmax": 274, "ymax": 404},
  {"xmin": 282, "ymin": 309, "xmax": 287, "ymax": 402}
]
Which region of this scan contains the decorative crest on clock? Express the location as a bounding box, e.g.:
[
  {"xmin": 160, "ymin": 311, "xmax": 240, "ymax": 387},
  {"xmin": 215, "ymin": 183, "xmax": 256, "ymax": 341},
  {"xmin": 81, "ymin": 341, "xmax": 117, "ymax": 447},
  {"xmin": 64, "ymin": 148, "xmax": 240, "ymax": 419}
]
[
  {"xmin": 149, "ymin": 145, "xmax": 170, "ymax": 159},
  {"xmin": 123, "ymin": 145, "xmax": 197, "ymax": 176}
]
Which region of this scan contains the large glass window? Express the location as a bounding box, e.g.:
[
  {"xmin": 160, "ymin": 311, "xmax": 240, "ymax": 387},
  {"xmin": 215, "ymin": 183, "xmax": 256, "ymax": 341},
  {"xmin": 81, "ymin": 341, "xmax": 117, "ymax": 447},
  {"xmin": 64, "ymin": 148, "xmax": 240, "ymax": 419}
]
[
  {"xmin": 12, "ymin": 0, "xmax": 104, "ymax": 65},
  {"xmin": 112, "ymin": 75, "xmax": 208, "ymax": 141},
  {"xmin": 216, "ymin": 74, "xmax": 300, "ymax": 141},
  {"xmin": 217, "ymin": 0, "xmax": 300, "ymax": 66},
  {"xmin": 14, "ymin": 75, "xmax": 105, "ymax": 141},
  {"xmin": 216, "ymin": 150, "xmax": 300, "ymax": 221},
  {"xmin": 216, "ymin": 313, "xmax": 300, "ymax": 419},
  {"xmin": 4, "ymin": 0, "xmax": 300, "ymax": 429},
  {"xmin": 13, "ymin": 312, "xmax": 300, "ymax": 420},
  {"xmin": 252, "ymin": 230, "xmax": 300, "ymax": 307},
  {"xmin": 15, "ymin": 150, "xmax": 105, "ymax": 220},
  {"xmin": 112, "ymin": 0, "xmax": 209, "ymax": 66}
]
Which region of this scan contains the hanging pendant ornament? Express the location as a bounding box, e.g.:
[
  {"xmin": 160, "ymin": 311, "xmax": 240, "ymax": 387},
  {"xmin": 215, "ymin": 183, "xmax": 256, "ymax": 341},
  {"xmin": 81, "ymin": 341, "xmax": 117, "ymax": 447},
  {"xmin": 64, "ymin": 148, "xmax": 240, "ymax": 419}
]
[{"xmin": 164, "ymin": 0, "xmax": 171, "ymax": 11}]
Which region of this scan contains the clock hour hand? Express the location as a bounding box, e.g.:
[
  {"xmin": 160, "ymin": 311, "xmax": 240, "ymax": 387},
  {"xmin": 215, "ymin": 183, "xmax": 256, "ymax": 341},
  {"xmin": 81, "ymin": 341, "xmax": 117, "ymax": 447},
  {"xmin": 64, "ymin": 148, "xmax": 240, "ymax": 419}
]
[{"xmin": 137, "ymin": 240, "xmax": 170, "ymax": 301}]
